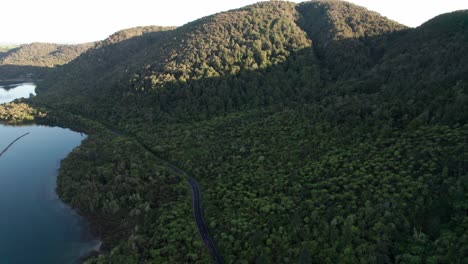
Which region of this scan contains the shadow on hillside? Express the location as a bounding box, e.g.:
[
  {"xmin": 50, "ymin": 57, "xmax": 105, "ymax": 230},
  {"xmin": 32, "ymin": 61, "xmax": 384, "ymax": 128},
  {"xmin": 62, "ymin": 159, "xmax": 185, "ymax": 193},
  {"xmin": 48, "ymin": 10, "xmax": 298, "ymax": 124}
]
[
  {"xmin": 0, "ymin": 29, "xmax": 175, "ymax": 88},
  {"xmin": 35, "ymin": 29, "xmax": 410, "ymax": 125},
  {"xmin": 37, "ymin": 30, "xmax": 175, "ymax": 95},
  {"xmin": 97, "ymin": 31, "xmax": 409, "ymax": 125},
  {"xmin": 35, "ymin": 6, "xmax": 468, "ymax": 128},
  {"xmin": 0, "ymin": 65, "xmax": 49, "ymax": 82},
  {"xmin": 29, "ymin": 6, "xmax": 468, "ymax": 262}
]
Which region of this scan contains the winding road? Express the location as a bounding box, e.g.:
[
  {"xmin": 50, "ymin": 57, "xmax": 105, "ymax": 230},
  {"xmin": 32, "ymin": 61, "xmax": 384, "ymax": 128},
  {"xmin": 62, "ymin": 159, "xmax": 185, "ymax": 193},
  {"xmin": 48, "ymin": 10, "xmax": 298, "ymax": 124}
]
[
  {"xmin": 39, "ymin": 104, "xmax": 224, "ymax": 262},
  {"xmin": 59, "ymin": 111, "xmax": 224, "ymax": 263},
  {"xmin": 187, "ymin": 177, "xmax": 224, "ymax": 264},
  {"xmin": 135, "ymin": 141, "xmax": 224, "ymax": 264}
]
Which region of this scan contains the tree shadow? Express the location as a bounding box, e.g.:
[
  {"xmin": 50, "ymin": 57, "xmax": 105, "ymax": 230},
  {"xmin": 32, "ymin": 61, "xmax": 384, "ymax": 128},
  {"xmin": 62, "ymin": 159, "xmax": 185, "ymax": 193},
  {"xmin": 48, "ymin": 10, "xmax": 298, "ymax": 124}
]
[
  {"xmin": 35, "ymin": 2, "xmax": 468, "ymax": 128},
  {"xmin": 0, "ymin": 64, "xmax": 48, "ymax": 82}
]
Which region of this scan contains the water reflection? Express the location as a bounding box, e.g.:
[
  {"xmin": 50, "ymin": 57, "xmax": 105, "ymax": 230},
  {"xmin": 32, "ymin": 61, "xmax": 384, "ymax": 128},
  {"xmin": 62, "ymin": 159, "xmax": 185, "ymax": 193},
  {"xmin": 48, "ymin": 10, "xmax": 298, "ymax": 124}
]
[
  {"xmin": 0, "ymin": 83, "xmax": 100, "ymax": 263},
  {"xmin": 0, "ymin": 82, "xmax": 36, "ymax": 104}
]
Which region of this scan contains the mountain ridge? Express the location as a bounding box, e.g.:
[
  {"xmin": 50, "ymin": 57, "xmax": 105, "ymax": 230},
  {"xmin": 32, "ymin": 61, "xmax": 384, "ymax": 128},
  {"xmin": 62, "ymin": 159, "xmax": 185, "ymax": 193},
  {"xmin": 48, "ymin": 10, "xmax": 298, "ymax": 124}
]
[
  {"xmin": 0, "ymin": 42, "xmax": 93, "ymax": 81},
  {"xmin": 20, "ymin": 1, "xmax": 468, "ymax": 263}
]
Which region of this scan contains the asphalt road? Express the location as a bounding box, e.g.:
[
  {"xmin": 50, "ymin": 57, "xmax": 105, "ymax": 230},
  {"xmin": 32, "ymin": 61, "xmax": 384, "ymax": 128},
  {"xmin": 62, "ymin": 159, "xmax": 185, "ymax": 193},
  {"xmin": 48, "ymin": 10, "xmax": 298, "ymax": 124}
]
[
  {"xmin": 92, "ymin": 117, "xmax": 224, "ymax": 263},
  {"xmin": 39, "ymin": 106, "xmax": 224, "ymax": 263},
  {"xmin": 188, "ymin": 176, "xmax": 224, "ymax": 264},
  {"xmin": 148, "ymin": 154, "xmax": 224, "ymax": 264}
]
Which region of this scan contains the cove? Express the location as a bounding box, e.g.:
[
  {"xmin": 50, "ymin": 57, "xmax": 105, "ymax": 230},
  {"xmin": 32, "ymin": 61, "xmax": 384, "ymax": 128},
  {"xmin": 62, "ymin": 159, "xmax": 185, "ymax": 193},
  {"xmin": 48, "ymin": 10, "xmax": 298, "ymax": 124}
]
[
  {"xmin": 0, "ymin": 82, "xmax": 36, "ymax": 104},
  {"xmin": 0, "ymin": 83, "xmax": 99, "ymax": 263}
]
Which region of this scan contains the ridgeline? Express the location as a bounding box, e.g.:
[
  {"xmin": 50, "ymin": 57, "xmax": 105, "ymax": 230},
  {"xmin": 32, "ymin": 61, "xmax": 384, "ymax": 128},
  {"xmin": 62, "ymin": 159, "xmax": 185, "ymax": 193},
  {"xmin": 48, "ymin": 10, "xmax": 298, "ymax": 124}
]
[
  {"xmin": 22, "ymin": 1, "xmax": 468, "ymax": 263},
  {"xmin": 0, "ymin": 42, "xmax": 93, "ymax": 81}
]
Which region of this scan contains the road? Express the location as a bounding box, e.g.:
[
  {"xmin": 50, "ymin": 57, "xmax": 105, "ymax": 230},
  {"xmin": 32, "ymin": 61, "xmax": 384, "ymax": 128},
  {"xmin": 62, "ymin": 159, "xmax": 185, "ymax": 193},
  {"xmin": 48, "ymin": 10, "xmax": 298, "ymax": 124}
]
[
  {"xmin": 187, "ymin": 177, "xmax": 224, "ymax": 264},
  {"xmin": 138, "ymin": 145, "xmax": 224, "ymax": 264},
  {"xmin": 96, "ymin": 120, "xmax": 225, "ymax": 263},
  {"xmin": 37, "ymin": 105, "xmax": 224, "ymax": 263}
]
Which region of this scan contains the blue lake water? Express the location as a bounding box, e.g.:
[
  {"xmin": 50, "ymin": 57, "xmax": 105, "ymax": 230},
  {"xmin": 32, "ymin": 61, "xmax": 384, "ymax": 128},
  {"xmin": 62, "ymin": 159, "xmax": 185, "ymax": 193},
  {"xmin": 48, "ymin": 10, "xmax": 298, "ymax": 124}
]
[
  {"xmin": 0, "ymin": 83, "xmax": 100, "ymax": 263},
  {"xmin": 0, "ymin": 82, "xmax": 36, "ymax": 104}
]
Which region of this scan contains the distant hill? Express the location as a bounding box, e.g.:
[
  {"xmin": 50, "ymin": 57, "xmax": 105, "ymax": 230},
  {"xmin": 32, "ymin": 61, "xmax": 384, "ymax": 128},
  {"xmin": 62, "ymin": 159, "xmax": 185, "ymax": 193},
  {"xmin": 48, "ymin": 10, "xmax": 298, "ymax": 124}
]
[
  {"xmin": 38, "ymin": 26, "xmax": 175, "ymax": 92},
  {"xmin": 32, "ymin": 1, "xmax": 468, "ymax": 263},
  {"xmin": 0, "ymin": 42, "xmax": 93, "ymax": 67},
  {"xmin": 0, "ymin": 26, "xmax": 175, "ymax": 81},
  {"xmin": 0, "ymin": 44, "xmax": 19, "ymax": 54},
  {"xmin": 0, "ymin": 42, "xmax": 93, "ymax": 80}
]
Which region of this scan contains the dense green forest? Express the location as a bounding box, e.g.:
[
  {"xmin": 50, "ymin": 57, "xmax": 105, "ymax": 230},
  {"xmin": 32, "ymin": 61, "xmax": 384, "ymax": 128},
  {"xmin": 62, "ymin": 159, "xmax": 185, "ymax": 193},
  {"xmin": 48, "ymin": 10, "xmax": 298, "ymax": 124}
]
[{"xmin": 27, "ymin": 0, "xmax": 468, "ymax": 263}]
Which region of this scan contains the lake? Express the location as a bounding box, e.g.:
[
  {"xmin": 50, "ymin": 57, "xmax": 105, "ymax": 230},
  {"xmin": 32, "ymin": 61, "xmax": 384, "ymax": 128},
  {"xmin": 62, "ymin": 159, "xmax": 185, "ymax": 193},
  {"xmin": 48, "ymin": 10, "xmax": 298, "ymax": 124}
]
[
  {"xmin": 0, "ymin": 83, "xmax": 100, "ymax": 263},
  {"xmin": 0, "ymin": 82, "xmax": 36, "ymax": 104}
]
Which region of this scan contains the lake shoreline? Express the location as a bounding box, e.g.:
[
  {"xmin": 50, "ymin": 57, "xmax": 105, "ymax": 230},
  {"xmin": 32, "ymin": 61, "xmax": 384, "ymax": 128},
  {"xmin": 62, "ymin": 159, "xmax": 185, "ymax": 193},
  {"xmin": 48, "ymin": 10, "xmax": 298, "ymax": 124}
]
[
  {"xmin": 0, "ymin": 78, "xmax": 41, "ymax": 85},
  {"xmin": 0, "ymin": 82, "xmax": 100, "ymax": 263},
  {"xmin": 35, "ymin": 108, "xmax": 129, "ymax": 259},
  {"xmin": 0, "ymin": 121, "xmax": 99, "ymax": 263}
]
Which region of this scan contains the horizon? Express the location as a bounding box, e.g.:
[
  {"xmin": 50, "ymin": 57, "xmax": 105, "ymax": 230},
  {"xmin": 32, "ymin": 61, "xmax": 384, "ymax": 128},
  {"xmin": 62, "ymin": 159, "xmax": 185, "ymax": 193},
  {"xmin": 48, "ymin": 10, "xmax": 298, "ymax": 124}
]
[{"xmin": 1, "ymin": 0, "xmax": 467, "ymax": 44}]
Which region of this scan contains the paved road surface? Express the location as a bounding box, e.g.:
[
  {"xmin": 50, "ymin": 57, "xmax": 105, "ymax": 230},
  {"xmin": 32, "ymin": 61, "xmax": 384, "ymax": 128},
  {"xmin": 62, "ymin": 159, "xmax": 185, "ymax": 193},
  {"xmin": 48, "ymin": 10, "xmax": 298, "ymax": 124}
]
[
  {"xmin": 39, "ymin": 106, "xmax": 224, "ymax": 263},
  {"xmin": 144, "ymin": 150, "xmax": 224, "ymax": 264},
  {"xmin": 84, "ymin": 115, "xmax": 224, "ymax": 263}
]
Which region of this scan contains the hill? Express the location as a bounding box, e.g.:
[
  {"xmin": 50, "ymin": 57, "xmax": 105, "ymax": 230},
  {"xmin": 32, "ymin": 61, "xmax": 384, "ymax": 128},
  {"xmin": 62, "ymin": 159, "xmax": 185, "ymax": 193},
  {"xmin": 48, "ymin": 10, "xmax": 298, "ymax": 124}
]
[
  {"xmin": 38, "ymin": 26, "xmax": 175, "ymax": 94},
  {"xmin": 0, "ymin": 42, "xmax": 93, "ymax": 67},
  {"xmin": 0, "ymin": 44, "xmax": 19, "ymax": 55},
  {"xmin": 0, "ymin": 42, "xmax": 93, "ymax": 81},
  {"xmin": 31, "ymin": 1, "xmax": 468, "ymax": 263}
]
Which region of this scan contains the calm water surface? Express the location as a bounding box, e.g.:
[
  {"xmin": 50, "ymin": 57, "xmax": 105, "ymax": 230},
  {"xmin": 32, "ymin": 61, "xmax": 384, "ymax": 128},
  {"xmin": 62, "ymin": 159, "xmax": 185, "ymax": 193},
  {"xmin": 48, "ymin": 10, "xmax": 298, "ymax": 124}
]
[
  {"xmin": 0, "ymin": 83, "xmax": 99, "ymax": 263},
  {"xmin": 0, "ymin": 82, "xmax": 36, "ymax": 104}
]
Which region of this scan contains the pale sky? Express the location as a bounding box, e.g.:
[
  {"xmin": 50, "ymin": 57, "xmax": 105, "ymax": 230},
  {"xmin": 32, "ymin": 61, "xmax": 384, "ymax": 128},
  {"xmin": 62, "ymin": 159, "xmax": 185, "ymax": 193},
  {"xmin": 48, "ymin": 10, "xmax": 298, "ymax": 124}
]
[{"xmin": 1, "ymin": 0, "xmax": 467, "ymax": 44}]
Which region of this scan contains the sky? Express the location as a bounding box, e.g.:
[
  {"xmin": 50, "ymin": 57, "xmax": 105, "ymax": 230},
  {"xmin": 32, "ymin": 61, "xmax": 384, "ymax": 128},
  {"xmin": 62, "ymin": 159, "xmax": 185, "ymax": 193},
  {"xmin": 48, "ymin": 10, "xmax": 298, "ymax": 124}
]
[{"xmin": 1, "ymin": 0, "xmax": 467, "ymax": 44}]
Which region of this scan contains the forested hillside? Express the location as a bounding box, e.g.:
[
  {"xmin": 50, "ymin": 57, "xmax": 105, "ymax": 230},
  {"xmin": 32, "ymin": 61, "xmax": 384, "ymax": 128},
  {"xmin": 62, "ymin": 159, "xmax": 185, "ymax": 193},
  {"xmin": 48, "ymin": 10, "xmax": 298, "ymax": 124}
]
[
  {"xmin": 31, "ymin": 1, "xmax": 468, "ymax": 263},
  {"xmin": 39, "ymin": 26, "xmax": 175, "ymax": 94},
  {"xmin": 0, "ymin": 42, "xmax": 93, "ymax": 80}
]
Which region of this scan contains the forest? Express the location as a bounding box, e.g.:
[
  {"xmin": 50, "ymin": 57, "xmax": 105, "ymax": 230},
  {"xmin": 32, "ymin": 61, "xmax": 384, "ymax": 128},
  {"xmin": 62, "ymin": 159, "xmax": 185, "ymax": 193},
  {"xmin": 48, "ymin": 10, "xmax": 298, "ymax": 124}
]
[
  {"xmin": 0, "ymin": 42, "xmax": 92, "ymax": 80},
  {"xmin": 0, "ymin": 101, "xmax": 46, "ymax": 123},
  {"xmin": 21, "ymin": 0, "xmax": 468, "ymax": 263}
]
